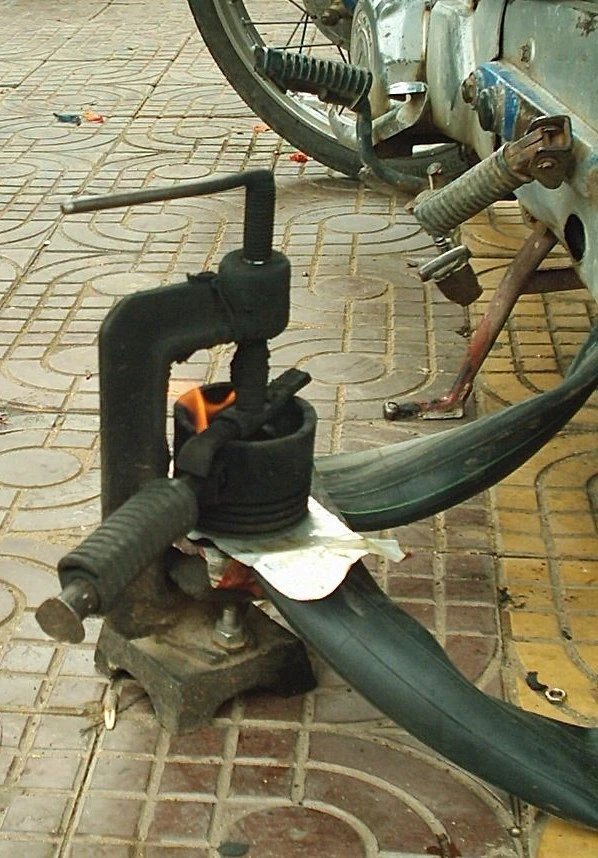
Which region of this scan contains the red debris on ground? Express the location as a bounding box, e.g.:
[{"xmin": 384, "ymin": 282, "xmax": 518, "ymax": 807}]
[{"xmin": 83, "ymin": 110, "xmax": 105, "ymax": 123}]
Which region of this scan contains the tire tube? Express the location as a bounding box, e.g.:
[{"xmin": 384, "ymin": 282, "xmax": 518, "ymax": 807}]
[
  {"xmin": 255, "ymin": 561, "xmax": 598, "ymax": 829},
  {"xmin": 316, "ymin": 319, "xmax": 598, "ymax": 531}
]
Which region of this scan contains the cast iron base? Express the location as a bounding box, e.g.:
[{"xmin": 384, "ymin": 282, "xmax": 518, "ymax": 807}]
[{"xmin": 94, "ymin": 600, "xmax": 317, "ymax": 733}]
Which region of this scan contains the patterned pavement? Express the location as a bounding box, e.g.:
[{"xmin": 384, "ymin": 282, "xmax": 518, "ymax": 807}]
[{"xmin": 0, "ymin": 0, "xmax": 597, "ymax": 855}]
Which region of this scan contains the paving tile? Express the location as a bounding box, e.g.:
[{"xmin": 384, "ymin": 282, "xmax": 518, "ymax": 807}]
[
  {"xmin": 45, "ymin": 675, "xmax": 106, "ymax": 710},
  {"xmin": 101, "ymin": 719, "xmax": 162, "ymax": 755},
  {"xmin": 67, "ymin": 844, "xmax": 136, "ymax": 858},
  {"xmin": 0, "ymin": 841, "xmax": 58, "ymax": 857},
  {"xmin": 1, "ymin": 792, "xmax": 70, "ymax": 834},
  {"xmin": 0, "ymin": 712, "xmax": 29, "ymax": 747},
  {"xmin": 222, "ymin": 806, "xmax": 367, "ymax": 858},
  {"xmin": 59, "ymin": 648, "xmax": 100, "ymax": 677},
  {"xmin": 445, "ymin": 604, "xmax": 498, "ymax": 635},
  {"xmin": 0, "ymin": 555, "xmax": 62, "ymax": 608},
  {"xmin": 167, "ymin": 725, "xmax": 226, "ymax": 759},
  {"xmin": 229, "ymin": 764, "xmax": 292, "ymax": 797},
  {"xmin": 32, "ymin": 715, "xmax": 95, "ymax": 751},
  {"xmin": 144, "ymin": 848, "xmax": 208, "ymax": 857},
  {"xmin": 0, "ymin": 673, "xmax": 44, "ymax": 707},
  {"xmin": 76, "ymin": 796, "xmax": 144, "ymax": 838},
  {"xmin": 444, "ymin": 635, "xmax": 500, "ymax": 683},
  {"xmin": 313, "ymin": 687, "xmax": 383, "ymax": 723},
  {"xmin": 89, "ymin": 754, "xmax": 153, "ymax": 793},
  {"xmin": 19, "ymin": 753, "xmax": 84, "ymax": 790},
  {"xmin": 241, "ymin": 691, "xmax": 304, "ymax": 722},
  {"xmin": 148, "ymin": 799, "xmax": 213, "ymax": 841},
  {"xmin": 306, "ymin": 768, "xmax": 432, "ymax": 852},
  {"xmin": 159, "ymin": 762, "xmax": 219, "ymax": 796},
  {"xmin": 235, "ymin": 728, "xmax": 296, "ymax": 762},
  {"xmin": 0, "ymin": 750, "xmax": 15, "ymax": 786},
  {"xmin": 0, "ymin": 643, "xmax": 55, "ymax": 673},
  {"xmin": 308, "ymin": 735, "xmax": 515, "ymax": 855}
]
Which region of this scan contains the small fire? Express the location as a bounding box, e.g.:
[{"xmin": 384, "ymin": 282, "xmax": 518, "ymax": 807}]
[{"xmin": 177, "ymin": 386, "xmax": 236, "ymax": 432}]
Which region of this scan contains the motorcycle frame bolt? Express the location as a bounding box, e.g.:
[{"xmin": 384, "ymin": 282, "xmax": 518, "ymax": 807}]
[
  {"xmin": 476, "ymin": 88, "xmax": 496, "ymax": 132},
  {"xmin": 519, "ymin": 40, "xmax": 535, "ymax": 65},
  {"xmin": 461, "ymin": 74, "xmax": 477, "ymax": 105},
  {"xmin": 535, "ymin": 157, "xmax": 557, "ymax": 170}
]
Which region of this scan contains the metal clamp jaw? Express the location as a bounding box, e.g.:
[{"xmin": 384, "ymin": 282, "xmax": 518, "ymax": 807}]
[
  {"xmin": 36, "ymin": 170, "xmax": 315, "ymax": 644},
  {"xmin": 65, "ymin": 170, "xmax": 291, "ymax": 518}
]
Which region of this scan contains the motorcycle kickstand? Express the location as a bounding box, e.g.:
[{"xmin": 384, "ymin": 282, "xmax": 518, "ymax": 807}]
[{"xmin": 383, "ymin": 222, "xmax": 583, "ymax": 421}]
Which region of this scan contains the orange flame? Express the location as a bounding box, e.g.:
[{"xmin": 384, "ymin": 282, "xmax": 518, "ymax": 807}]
[{"xmin": 177, "ymin": 386, "xmax": 235, "ymax": 432}]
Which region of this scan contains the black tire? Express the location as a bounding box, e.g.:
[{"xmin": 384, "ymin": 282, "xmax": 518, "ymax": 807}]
[{"xmin": 186, "ymin": 0, "xmax": 467, "ymax": 179}]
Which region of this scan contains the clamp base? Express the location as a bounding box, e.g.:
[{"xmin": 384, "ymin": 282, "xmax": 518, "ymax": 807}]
[{"xmin": 94, "ymin": 601, "xmax": 317, "ymax": 733}]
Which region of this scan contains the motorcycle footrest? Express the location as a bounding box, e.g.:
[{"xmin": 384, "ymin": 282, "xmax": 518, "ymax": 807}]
[{"xmin": 254, "ymin": 47, "xmax": 371, "ymax": 110}]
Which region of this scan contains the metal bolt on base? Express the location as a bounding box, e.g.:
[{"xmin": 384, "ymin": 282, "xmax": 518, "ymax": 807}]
[{"xmin": 213, "ymin": 603, "xmax": 247, "ymax": 651}]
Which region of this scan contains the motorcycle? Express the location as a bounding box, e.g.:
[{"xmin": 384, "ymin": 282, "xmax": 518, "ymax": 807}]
[
  {"xmin": 185, "ymin": 0, "xmax": 596, "ymax": 273},
  {"xmin": 186, "ymin": 0, "xmax": 597, "ymax": 414}
]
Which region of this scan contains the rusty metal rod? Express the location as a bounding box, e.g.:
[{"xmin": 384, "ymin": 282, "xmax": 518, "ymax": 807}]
[
  {"xmin": 384, "ymin": 223, "xmax": 559, "ymax": 419},
  {"xmin": 439, "ymin": 223, "xmax": 559, "ymax": 409},
  {"xmin": 521, "ymin": 266, "xmax": 584, "ymax": 294}
]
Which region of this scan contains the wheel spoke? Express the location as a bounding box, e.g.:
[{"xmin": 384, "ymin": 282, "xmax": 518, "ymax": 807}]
[
  {"xmin": 210, "ymin": 0, "xmax": 354, "ymax": 145},
  {"xmin": 298, "ymin": 12, "xmax": 310, "ymax": 51},
  {"xmin": 281, "ymin": 12, "xmax": 313, "ymax": 50},
  {"xmin": 283, "ymin": 0, "xmax": 312, "ymax": 14}
]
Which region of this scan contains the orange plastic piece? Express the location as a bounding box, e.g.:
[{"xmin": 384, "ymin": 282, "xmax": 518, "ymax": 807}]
[{"xmin": 82, "ymin": 110, "xmax": 105, "ymax": 123}]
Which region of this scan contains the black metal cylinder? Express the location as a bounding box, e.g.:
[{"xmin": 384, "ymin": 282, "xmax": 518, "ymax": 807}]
[{"xmin": 175, "ymin": 386, "xmax": 316, "ymax": 534}]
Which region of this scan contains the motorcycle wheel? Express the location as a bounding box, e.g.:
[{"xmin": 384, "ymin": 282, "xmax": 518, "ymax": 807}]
[{"xmin": 186, "ymin": 0, "xmax": 467, "ymax": 180}]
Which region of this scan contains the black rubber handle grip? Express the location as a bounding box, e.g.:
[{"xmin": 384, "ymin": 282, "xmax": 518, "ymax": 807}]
[
  {"xmin": 57, "ymin": 476, "xmax": 199, "ymax": 612},
  {"xmin": 254, "ymin": 47, "xmax": 371, "ymax": 109}
]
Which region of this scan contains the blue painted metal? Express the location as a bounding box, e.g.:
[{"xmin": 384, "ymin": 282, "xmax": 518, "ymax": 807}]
[
  {"xmin": 470, "ymin": 59, "xmax": 598, "ymax": 299},
  {"xmin": 474, "ymin": 61, "xmax": 551, "ymax": 139}
]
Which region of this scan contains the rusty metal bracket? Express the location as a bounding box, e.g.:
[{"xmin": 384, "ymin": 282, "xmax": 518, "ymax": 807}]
[
  {"xmin": 527, "ymin": 115, "xmax": 573, "ymax": 189},
  {"xmin": 94, "ymin": 600, "xmax": 316, "ymax": 734}
]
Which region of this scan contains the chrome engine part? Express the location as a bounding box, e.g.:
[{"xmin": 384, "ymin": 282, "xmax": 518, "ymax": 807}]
[
  {"xmin": 343, "ymin": 0, "xmax": 598, "ymax": 298},
  {"xmin": 303, "ymin": 0, "xmax": 352, "ymax": 47},
  {"xmin": 347, "ymin": 0, "xmax": 430, "ymax": 143}
]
